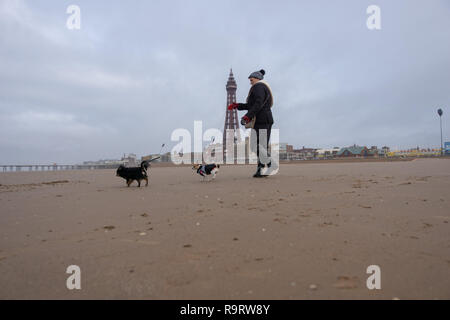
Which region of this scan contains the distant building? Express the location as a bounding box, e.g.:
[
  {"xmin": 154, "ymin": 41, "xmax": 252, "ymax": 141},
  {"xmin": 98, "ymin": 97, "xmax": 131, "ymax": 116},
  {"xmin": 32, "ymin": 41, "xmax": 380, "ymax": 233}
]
[
  {"xmin": 121, "ymin": 153, "xmax": 137, "ymax": 166},
  {"xmin": 293, "ymin": 147, "xmax": 318, "ymax": 160},
  {"xmin": 160, "ymin": 152, "xmax": 172, "ymax": 162},
  {"xmin": 315, "ymin": 147, "xmax": 340, "ymax": 159},
  {"xmin": 378, "ymin": 146, "xmax": 390, "ymax": 157},
  {"xmin": 337, "ymin": 145, "xmax": 377, "ymax": 157},
  {"xmin": 279, "ymin": 143, "xmax": 294, "ymax": 160}
]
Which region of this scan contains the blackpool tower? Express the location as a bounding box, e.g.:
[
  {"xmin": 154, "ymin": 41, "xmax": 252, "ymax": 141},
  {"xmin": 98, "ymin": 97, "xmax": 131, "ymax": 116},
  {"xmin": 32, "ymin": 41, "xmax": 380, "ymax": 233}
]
[{"xmin": 223, "ymin": 69, "xmax": 241, "ymax": 159}]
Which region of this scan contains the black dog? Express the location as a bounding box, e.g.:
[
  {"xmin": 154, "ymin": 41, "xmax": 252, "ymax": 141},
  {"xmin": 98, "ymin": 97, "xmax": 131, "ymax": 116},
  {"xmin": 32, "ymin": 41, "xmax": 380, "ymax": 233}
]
[{"xmin": 116, "ymin": 161, "xmax": 150, "ymax": 187}]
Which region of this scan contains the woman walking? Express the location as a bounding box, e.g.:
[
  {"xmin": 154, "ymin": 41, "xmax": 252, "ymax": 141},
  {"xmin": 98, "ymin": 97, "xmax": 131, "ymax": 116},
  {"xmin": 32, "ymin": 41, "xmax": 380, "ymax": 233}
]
[{"xmin": 228, "ymin": 69, "xmax": 274, "ymax": 177}]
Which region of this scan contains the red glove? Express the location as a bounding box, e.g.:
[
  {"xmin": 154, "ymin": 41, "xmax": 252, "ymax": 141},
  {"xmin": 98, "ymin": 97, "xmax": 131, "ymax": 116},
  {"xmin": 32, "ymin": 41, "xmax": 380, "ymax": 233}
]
[
  {"xmin": 227, "ymin": 103, "xmax": 238, "ymax": 110},
  {"xmin": 241, "ymin": 115, "xmax": 251, "ymax": 125}
]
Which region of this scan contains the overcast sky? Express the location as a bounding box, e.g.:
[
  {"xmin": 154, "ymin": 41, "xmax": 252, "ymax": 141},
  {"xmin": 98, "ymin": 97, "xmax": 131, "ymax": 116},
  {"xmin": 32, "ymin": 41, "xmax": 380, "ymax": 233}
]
[{"xmin": 0, "ymin": 0, "xmax": 449, "ymax": 164}]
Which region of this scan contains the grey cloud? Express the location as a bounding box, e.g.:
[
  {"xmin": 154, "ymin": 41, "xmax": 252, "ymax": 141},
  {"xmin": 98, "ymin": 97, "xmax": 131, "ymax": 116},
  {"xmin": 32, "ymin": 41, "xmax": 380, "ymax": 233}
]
[{"xmin": 0, "ymin": 0, "xmax": 449, "ymax": 164}]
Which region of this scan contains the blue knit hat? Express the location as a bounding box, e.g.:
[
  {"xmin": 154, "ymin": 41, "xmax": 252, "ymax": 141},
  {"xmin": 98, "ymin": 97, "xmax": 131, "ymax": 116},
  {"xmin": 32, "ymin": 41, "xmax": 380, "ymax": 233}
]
[{"xmin": 248, "ymin": 69, "xmax": 265, "ymax": 80}]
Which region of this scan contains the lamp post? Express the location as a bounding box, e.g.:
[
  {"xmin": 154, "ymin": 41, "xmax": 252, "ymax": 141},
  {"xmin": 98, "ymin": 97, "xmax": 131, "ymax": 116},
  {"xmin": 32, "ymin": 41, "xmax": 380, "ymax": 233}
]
[{"xmin": 437, "ymin": 108, "xmax": 443, "ymax": 156}]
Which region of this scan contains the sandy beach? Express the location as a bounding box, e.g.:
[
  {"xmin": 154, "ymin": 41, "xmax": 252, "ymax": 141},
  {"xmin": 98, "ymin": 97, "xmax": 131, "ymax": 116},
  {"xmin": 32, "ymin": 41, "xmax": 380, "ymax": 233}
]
[{"xmin": 0, "ymin": 158, "xmax": 449, "ymax": 299}]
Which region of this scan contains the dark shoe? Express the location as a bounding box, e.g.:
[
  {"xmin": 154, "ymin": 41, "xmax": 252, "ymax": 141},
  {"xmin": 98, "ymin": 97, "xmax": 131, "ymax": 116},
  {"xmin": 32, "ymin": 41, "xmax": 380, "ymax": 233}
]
[
  {"xmin": 253, "ymin": 167, "xmax": 269, "ymax": 178},
  {"xmin": 253, "ymin": 167, "xmax": 263, "ymax": 178}
]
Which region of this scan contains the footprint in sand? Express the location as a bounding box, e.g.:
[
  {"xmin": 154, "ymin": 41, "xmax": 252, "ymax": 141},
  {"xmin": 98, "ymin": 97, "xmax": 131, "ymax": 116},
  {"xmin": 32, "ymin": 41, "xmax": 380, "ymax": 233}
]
[
  {"xmin": 333, "ymin": 276, "xmax": 359, "ymax": 289},
  {"xmin": 423, "ymin": 223, "xmax": 433, "ymax": 229},
  {"xmin": 319, "ymin": 222, "xmax": 334, "ymax": 227},
  {"xmin": 273, "ymin": 218, "xmax": 287, "ymax": 224}
]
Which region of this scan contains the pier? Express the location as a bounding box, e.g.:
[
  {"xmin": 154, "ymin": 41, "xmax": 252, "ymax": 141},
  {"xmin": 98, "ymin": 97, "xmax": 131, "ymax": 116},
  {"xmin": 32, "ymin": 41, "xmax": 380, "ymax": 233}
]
[{"xmin": 1, "ymin": 164, "xmax": 118, "ymax": 172}]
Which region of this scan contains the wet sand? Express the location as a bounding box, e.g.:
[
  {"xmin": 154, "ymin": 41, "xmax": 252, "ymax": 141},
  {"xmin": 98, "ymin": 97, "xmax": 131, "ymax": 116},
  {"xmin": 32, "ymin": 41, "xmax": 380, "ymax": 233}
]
[{"xmin": 0, "ymin": 158, "xmax": 449, "ymax": 299}]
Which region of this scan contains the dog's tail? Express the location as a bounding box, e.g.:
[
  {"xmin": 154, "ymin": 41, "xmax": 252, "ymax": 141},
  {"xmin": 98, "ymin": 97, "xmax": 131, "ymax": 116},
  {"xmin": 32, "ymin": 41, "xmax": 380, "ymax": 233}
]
[{"xmin": 216, "ymin": 164, "xmax": 220, "ymax": 169}]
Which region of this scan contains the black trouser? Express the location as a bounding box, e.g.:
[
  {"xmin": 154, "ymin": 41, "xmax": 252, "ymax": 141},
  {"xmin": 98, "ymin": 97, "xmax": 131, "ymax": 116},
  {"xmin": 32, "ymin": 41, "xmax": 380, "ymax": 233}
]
[{"xmin": 254, "ymin": 124, "xmax": 272, "ymax": 168}]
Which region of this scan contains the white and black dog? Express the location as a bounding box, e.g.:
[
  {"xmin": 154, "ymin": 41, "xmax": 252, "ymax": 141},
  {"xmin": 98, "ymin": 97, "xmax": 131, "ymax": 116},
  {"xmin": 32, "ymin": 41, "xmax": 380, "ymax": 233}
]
[{"xmin": 192, "ymin": 163, "xmax": 220, "ymax": 181}]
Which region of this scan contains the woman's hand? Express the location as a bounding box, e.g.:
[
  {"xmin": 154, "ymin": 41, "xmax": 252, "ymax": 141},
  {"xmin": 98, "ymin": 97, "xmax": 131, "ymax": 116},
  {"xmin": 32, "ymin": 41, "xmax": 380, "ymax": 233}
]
[
  {"xmin": 227, "ymin": 103, "xmax": 239, "ymax": 110},
  {"xmin": 240, "ymin": 115, "xmax": 251, "ymax": 125}
]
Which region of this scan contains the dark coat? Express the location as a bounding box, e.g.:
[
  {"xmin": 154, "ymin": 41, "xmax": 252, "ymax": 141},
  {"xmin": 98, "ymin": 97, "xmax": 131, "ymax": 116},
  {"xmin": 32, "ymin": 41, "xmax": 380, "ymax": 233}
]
[{"xmin": 237, "ymin": 82, "xmax": 274, "ymax": 127}]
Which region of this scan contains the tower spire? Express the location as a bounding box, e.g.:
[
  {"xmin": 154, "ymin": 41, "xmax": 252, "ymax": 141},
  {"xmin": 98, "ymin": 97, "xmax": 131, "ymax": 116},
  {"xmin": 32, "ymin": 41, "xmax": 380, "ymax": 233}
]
[{"xmin": 223, "ymin": 69, "xmax": 241, "ymax": 162}]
